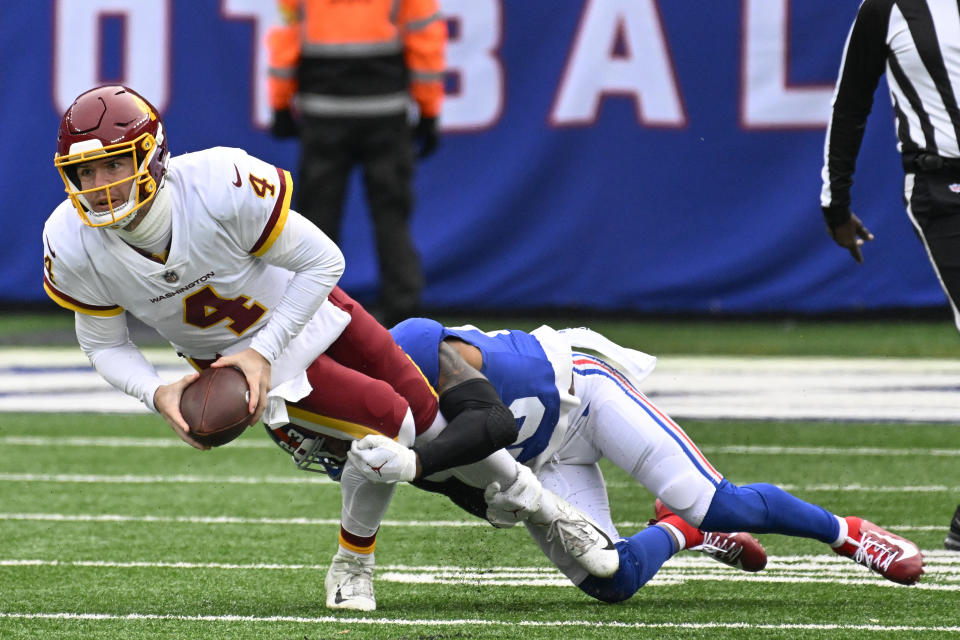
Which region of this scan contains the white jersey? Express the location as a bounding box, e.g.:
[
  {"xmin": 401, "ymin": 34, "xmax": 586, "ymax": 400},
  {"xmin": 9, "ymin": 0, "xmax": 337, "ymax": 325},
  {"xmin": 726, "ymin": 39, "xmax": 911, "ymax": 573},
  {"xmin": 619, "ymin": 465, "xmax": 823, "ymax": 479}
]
[{"xmin": 42, "ymin": 147, "xmax": 348, "ymax": 404}]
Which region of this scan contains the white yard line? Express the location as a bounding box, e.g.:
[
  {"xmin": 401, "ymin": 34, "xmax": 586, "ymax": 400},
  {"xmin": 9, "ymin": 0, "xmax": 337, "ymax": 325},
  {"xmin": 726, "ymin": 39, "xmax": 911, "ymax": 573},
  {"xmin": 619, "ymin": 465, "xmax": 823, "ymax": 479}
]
[
  {"xmin": 1, "ymin": 612, "xmax": 957, "ymax": 633},
  {"xmin": 1, "ymin": 552, "xmax": 959, "ymax": 593},
  {"xmin": 2, "ymin": 473, "xmax": 958, "ymax": 493},
  {"xmin": 5, "ymin": 436, "xmax": 960, "ymax": 457},
  {"xmin": 2, "ymin": 348, "xmax": 960, "ymax": 422},
  {"xmin": 0, "ymin": 512, "xmax": 476, "ymax": 527},
  {"xmin": 0, "ymin": 512, "xmax": 950, "ymax": 534},
  {"xmin": 646, "ymin": 355, "xmax": 960, "ymax": 422},
  {"xmin": 0, "ymin": 473, "xmax": 333, "ymax": 484}
]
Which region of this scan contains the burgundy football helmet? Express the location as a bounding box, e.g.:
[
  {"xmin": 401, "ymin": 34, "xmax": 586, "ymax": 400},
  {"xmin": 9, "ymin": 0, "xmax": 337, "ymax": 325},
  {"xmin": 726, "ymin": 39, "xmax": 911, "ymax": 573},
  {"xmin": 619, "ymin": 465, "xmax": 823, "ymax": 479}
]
[
  {"xmin": 265, "ymin": 422, "xmax": 351, "ymax": 480},
  {"xmin": 55, "ymin": 85, "xmax": 168, "ymax": 227}
]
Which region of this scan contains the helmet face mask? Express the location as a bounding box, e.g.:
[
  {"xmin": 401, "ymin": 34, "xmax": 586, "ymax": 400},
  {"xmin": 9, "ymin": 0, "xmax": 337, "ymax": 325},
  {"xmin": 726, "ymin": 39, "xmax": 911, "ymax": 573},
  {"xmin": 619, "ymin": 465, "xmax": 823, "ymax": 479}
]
[
  {"xmin": 55, "ymin": 86, "xmax": 168, "ymax": 227},
  {"xmin": 265, "ymin": 423, "xmax": 351, "ymax": 481}
]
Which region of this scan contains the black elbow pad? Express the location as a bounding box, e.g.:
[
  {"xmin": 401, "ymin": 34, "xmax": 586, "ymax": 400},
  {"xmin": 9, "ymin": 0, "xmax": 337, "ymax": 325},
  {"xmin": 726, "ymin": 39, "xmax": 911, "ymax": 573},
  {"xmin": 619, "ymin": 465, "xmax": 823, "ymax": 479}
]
[
  {"xmin": 413, "ymin": 377, "xmax": 518, "ymax": 476},
  {"xmin": 481, "ymin": 401, "xmax": 520, "ymax": 450}
]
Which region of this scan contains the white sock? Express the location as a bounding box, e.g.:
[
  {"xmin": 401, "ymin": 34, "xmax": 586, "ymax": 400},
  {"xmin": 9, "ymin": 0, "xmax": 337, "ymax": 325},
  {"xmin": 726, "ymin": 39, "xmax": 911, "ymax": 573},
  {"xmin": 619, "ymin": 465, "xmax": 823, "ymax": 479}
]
[
  {"xmin": 657, "ymin": 522, "xmax": 687, "ymax": 552},
  {"xmin": 829, "ymin": 515, "xmax": 849, "ymax": 548}
]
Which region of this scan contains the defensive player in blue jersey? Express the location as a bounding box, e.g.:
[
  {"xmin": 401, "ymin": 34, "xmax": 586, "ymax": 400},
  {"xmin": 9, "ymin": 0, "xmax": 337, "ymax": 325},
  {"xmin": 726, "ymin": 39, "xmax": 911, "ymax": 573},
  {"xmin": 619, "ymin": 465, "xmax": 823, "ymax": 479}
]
[{"xmin": 344, "ymin": 319, "xmax": 925, "ymax": 602}]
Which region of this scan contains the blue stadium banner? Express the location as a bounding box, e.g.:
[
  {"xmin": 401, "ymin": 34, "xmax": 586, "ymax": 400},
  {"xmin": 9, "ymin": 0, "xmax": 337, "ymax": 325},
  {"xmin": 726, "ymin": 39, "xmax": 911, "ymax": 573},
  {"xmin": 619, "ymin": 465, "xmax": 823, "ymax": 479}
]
[{"xmin": 2, "ymin": 1, "xmax": 941, "ymax": 314}]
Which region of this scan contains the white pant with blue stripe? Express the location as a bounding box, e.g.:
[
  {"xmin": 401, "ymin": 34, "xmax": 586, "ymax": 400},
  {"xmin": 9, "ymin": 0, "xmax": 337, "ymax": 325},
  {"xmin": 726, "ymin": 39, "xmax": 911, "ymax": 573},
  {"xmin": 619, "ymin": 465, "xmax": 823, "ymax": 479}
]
[{"xmin": 526, "ymin": 352, "xmax": 724, "ymax": 583}]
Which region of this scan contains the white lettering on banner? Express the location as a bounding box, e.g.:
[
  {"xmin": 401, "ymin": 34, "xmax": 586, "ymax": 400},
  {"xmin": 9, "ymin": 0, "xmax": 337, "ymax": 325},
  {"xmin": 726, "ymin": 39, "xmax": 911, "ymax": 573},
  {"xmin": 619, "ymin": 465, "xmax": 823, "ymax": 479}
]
[
  {"xmin": 440, "ymin": 0, "xmax": 504, "ymax": 131},
  {"xmin": 48, "ymin": 1, "xmax": 835, "ymax": 134},
  {"xmin": 551, "ymin": 0, "xmax": 685, "ymax": 127},
  {"xmin": 741, "ymin": 0, "xmax": 833, "ymax": 128},
  {"xmin": 222, "ymin": 0, "xmax": 280, "ymax": 129},
  {"xmin": 53, "ymin": 0, "xmax": 169, "ymax": 114}
]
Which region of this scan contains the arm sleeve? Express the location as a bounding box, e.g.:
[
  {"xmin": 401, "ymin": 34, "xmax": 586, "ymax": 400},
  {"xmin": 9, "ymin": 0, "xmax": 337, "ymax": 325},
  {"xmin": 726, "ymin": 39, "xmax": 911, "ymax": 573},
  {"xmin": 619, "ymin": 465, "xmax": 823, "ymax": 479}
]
[
  {"xmin": 266, "ymin": 0, "xmax": 301, "ymax": 110},
  {"xmin": 401, "ymin": 0, "xmax": 447, "ymax": 118},
  {"xmin": 75, "ymin": 312, "xmax": 165, "ymax": 413},
  {"xmin": 412, "ymin": 377, "xmax": 518, "ymax": 477},
  {"xmin": 249, "ymin": 209, "xmax": 345, "ymax": 362},
  {"xmin": 820, "ymin": 0, "xmax": 893, "ymax": 226}
]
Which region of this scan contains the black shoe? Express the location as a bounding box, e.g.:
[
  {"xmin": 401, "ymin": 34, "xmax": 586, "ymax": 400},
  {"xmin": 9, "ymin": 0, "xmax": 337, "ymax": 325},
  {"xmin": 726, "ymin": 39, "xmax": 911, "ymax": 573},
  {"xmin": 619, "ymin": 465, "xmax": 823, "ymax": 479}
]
[{"xmin": 945, "ymin": 504, "xmax": 960, "ymax": 551}]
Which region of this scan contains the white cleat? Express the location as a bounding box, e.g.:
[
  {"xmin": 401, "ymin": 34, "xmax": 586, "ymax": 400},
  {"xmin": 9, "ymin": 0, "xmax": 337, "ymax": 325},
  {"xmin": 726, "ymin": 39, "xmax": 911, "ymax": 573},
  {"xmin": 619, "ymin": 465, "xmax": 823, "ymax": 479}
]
[
  {"xmin": 534, "ymin": 494, "xmax": 619, "ymax": 578},
  {"xmin": 324, "ymin": 550, "xmax": 376, "ymax": 611}
]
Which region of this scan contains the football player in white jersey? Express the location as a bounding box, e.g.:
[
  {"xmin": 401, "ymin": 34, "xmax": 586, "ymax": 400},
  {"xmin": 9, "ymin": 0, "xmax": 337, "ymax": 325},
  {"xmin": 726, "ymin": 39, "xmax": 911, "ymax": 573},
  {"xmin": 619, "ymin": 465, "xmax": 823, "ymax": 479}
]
[
  {"xmin": 43, "ymin": 85, "xmax": 351, "ymax": 445},
  {"xmin": 297, "ymin": 319, "xmax": 924, "ymax": 607},
  {"xmin": 42, "ymin": 86, "xmax": 623, "ymax": 608}
]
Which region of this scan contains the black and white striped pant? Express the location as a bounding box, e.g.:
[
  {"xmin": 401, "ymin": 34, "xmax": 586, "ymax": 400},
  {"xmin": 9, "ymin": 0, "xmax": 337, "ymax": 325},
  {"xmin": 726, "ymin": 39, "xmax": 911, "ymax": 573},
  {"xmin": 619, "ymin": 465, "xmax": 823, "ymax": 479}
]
[{"xmin": 904, "ymin": 165, "xmax": 960, "ymax": 331}]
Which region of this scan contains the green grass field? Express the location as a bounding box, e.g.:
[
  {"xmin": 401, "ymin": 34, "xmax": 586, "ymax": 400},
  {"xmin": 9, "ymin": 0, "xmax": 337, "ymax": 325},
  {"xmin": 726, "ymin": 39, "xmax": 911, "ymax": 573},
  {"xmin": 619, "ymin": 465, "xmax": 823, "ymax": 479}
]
[{"xmin": 1, "ymin": 317, "xmax": 959, "ymax": 638}]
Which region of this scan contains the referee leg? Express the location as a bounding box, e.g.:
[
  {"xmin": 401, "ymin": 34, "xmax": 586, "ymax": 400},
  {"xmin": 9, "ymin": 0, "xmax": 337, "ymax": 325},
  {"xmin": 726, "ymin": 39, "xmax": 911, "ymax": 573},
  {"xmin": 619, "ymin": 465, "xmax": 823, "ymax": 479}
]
[{"xmin": 904, "ymin": 171, "xmax": 960, "ymax": 332}]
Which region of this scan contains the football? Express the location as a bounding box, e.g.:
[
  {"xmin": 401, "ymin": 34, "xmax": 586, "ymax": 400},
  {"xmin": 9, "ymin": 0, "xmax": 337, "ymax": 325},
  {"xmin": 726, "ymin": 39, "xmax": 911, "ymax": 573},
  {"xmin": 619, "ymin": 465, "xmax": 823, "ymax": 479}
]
[{"xmin": 179, "ymin": 366, "xmax": 255, "ymax": 447}]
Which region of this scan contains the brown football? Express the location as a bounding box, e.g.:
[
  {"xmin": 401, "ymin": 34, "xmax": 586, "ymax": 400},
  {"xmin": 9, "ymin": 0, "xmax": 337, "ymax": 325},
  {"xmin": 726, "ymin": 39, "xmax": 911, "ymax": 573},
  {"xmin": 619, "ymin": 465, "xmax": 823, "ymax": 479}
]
[{"xmin": 179, "ymin": 366, "xmax": 254, "ymax": 447}]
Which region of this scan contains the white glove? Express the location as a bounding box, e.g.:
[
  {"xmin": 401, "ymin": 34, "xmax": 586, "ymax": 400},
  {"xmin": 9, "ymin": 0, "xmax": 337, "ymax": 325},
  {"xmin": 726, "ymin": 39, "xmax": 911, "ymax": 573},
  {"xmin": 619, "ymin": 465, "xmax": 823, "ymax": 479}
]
[
  {"xmin": 484, "ymin": 464, "xmax": 543, "ymax": 528},
  {"xmin": 347, "ymin": 434, "xmax": 418, "ymax": 484}
]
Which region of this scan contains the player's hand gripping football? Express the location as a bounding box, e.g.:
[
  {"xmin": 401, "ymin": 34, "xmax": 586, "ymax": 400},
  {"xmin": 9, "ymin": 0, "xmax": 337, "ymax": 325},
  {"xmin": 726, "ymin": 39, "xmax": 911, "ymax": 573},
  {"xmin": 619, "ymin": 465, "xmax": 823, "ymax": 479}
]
[
  {"xmin": 348, "ymin": 435, "xmax": 419, "ymax": 484},
  {"xmin": 829, "ymin": 212, "xmax": 874, "ymax": 263},
  {"xmin": 210, "ymin": 348, "xmax": 271, "ymax": 425},
  {"xmin": 154, "ymin": 372, "xmax": 209, "ymax": 450}
]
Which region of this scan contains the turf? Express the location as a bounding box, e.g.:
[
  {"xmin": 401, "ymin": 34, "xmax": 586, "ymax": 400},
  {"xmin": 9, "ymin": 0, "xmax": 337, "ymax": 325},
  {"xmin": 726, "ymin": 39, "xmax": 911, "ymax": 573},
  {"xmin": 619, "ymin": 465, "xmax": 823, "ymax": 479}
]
[
  {"xmin": 2, "ymin": 316, "xmax": 959, "ymax": 638},
  {"xmin": 1, "ymin": 413, "xmax": 957, "ymax": 639}
]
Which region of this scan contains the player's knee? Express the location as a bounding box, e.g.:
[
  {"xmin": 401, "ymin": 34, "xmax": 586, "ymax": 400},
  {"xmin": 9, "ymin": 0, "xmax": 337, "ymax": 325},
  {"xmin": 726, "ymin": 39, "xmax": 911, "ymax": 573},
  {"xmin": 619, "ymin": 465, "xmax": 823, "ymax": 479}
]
[
  {"xmin": 656, "ymin": 469, "xmax": 716, "ymax": 527},
  {"xmin": 701, "ymin": 479, "xmax": 771, "ymax": 532},
  {"xmin": 577, "ymin": 542, "xmax": 642, "ymax": 604}
]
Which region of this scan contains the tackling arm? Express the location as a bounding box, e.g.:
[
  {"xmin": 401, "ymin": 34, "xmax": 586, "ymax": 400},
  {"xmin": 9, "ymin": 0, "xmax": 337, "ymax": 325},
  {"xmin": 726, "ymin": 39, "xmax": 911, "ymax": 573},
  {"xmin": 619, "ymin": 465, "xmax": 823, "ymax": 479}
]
[
  {"xmin": 347, "ymin": 339, "xmax": 519, "ymax": 482},
  {"xmin": 412, "ymin": 341, "xmax": 518, "ymax": 476}
]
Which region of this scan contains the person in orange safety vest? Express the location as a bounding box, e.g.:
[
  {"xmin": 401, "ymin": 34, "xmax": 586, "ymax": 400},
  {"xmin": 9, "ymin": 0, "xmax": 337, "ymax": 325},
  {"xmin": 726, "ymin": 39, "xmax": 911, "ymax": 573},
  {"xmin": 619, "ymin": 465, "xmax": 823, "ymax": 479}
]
[{"xmin": 267, "ymin": 0, "xmax": 446, "ymax": 327}]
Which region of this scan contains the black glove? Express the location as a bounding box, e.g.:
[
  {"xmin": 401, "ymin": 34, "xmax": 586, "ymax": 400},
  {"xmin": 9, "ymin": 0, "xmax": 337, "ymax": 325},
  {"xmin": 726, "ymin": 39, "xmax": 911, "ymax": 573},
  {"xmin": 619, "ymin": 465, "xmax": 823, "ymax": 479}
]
[
  {"xmin": 270, "ymin": 108, "xmax": 300, "ymax": 139},
  {"xmin": 412, "ymin": 116, "xmax": 439, "ymax": 159}
]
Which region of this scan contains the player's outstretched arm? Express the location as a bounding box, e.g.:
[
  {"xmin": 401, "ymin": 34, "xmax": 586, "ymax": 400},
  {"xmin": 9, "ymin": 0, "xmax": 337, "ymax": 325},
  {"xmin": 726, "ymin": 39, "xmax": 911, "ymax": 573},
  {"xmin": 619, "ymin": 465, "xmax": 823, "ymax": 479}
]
[
  {"xmin": 413, "ymin": 340, "xmax": 518, "ymax": 474},
  {"xmin": 76, "ymin": 313, "xmax": 209, "ymax": 450},
  {"xmin": 349, "ymin": 340, "xmax": 518, "ymax": 483},
  {"xmin": 153, "ymin": 372, "xmax": 209, "ymax": 450}
]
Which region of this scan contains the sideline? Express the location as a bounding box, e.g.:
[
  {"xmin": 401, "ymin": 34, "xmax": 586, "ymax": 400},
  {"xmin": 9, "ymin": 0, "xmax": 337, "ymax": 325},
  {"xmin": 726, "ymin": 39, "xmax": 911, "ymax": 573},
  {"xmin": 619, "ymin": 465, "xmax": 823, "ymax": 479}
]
[{"xmin": 2, "ymin": 348, "xmax": 959, "ymax": 422}]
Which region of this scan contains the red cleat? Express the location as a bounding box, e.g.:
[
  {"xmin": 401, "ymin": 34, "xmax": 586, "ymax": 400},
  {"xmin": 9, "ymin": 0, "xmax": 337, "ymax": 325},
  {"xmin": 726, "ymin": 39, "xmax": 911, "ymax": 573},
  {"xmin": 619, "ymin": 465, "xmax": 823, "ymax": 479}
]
[
  {"xmin": 833, "ymin": 516, "xmax": 924, "ymax": 585},
  {"xmin": 694, "ymin": 530, "xmax": 768, "ymax": 572},
  {"xmin": 651, "ymin": 499, "xmax": 767, "ymax": 572}
]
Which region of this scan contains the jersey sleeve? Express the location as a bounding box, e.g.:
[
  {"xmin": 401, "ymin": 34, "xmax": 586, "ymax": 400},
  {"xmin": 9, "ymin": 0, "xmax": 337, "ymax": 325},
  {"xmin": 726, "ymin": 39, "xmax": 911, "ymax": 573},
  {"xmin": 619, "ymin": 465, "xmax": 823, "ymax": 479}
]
[
  {"xmin": 389, "ymin": 317, "xmax": 445, "ymax": 388},
  {"xmin": 42, "ymin": 210, "xmax": 123, "ymax": 317},
  {"xmin": 266, "ymin": 0, "xmax": 301, "ymax": 111},
  {"xmin": 75, "ymin": 312, "xmax": 164, "ymax": 412},
  {"xmin": 400, "ymin": 0, "xmax": 447, "ymax": 118},
  {"xmin": 201, "ymin": 147, "xmax": 294, "ymax": 255}
]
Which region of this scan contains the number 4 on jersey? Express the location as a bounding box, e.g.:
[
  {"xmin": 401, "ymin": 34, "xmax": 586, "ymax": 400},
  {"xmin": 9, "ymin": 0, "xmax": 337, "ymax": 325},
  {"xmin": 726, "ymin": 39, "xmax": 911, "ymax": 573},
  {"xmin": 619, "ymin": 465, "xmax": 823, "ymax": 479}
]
[
  {"xmin": 184, "ymin": 285, "xmax": 266, "ymax": 335},
  {"xmin": 248, "ymin": 173, "xmax": 276, "ymax": 198}
]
